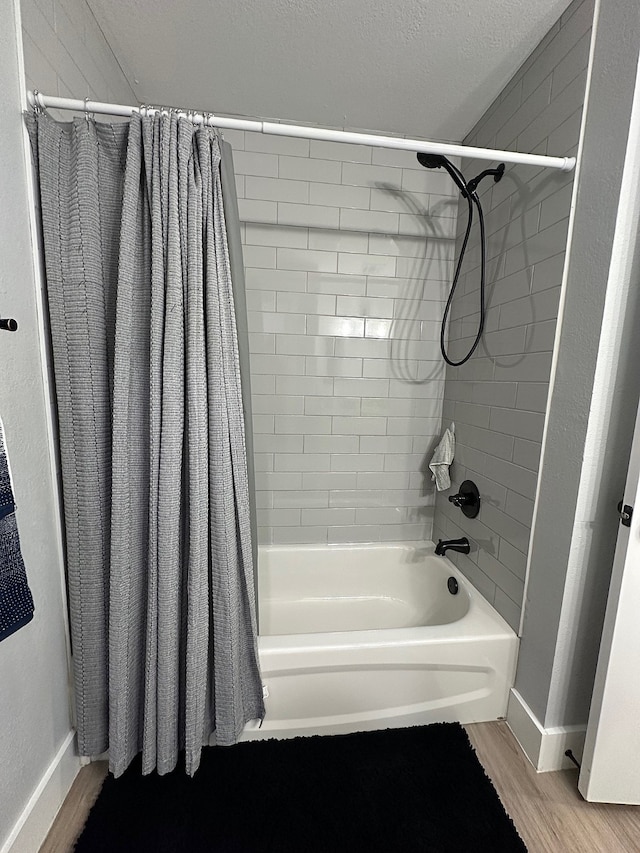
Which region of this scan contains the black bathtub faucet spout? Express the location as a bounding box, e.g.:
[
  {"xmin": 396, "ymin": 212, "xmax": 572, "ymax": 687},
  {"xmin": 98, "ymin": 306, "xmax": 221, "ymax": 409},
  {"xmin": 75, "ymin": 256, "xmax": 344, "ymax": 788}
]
[{"xmin": 435, "ymin": 537, "xmax": 471, "ymax": 556}]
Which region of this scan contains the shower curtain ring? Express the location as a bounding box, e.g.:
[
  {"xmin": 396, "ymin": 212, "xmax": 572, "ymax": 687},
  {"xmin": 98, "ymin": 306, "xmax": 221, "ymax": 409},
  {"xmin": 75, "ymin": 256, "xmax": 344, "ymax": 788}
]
[
  {"xmin": 33, "ymin": 89, "xmax": 45, "ymax": 114},
  {"xmin": 83, "ymin": 97, "xmax": 94, "ymax": 122}
]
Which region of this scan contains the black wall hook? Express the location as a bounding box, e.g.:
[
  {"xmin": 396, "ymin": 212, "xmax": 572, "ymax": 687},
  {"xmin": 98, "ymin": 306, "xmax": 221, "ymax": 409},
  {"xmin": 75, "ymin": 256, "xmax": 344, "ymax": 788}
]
[{"xmin": 0, "ymin": 319, "xmax": 18, "ymax": 332}]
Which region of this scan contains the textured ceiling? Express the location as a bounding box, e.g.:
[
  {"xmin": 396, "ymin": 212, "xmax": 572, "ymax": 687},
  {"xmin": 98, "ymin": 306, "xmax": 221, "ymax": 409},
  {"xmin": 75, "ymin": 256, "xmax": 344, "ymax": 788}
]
[{"xmin": 88, "ymin": 0, "xmax": 573, "ymax": 141}]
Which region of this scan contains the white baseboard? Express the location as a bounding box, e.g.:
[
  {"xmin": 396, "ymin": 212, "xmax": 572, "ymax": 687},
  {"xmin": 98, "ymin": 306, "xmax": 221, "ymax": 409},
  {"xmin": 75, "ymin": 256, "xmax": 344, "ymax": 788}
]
[
  {"xmin": 1, "ymin": 730, "xmax": 81, "ymax": 853},
  {"xmin": 507, "ymin": 688, "xmax": 586, "ymax": 772}
]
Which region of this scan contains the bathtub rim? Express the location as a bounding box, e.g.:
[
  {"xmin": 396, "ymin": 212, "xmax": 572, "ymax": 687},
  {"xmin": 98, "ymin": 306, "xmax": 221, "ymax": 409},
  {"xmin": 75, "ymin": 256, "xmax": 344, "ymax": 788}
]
[{"xmin": 257, "ymin": 540, "xmax": 517, "ymax": 650}]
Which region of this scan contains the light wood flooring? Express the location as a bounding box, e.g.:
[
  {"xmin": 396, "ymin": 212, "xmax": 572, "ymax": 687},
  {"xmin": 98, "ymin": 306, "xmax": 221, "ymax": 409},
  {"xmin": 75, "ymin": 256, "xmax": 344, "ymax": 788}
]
[
  {"xmin": 39, "ymin": 760, "xmax": 107, "ymax": 853},
  {"xmin": 39, "ymin": 722, "xmax": 640, "ymax": 852},
  {"xmin": 466, "ymin": 722, "xmax": 640, "ymax": 852}
]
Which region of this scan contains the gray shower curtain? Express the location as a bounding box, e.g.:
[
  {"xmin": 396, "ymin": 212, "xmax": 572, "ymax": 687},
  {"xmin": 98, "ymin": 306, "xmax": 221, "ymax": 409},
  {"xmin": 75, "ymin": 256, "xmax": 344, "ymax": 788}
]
[{"xmin": 27, "ymin": 111, "xmax": 264, "ymax": 777}]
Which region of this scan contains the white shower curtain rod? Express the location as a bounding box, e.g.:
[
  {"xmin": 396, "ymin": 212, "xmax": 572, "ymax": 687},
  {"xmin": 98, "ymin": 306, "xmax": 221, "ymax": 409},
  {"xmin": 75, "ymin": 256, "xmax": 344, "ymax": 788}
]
[{"xmin": 27, "ymin": 90, "xmax": 576, "ymax": 173}]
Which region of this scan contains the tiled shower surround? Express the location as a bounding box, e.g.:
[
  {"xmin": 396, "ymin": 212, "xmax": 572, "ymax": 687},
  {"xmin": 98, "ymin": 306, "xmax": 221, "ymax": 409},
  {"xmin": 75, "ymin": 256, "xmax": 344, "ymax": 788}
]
[
  {"xmin": 21, "ymin": 0, "xmax": 592, "ymax": 630},
  {"xmin": 229, "ymin": 133, "xmax": 459, "ymax": 545},
  {"xmin": 433, "ymin": 0, "xmax": 593, "ymax": 630}
]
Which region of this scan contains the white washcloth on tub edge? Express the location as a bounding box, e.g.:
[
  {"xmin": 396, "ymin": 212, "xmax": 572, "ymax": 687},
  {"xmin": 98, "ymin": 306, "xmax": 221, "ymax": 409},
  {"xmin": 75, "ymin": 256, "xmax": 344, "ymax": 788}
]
[{"xmin": 429, "ymin": 422, "xmax": 455, "ymax": 492}]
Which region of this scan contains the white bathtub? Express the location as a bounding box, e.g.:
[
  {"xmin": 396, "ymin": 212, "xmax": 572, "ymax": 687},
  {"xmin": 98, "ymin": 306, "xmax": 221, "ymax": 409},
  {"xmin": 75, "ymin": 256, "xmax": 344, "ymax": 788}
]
[{"xmin": 242, "ymin": 541, "xmax": 518, "ymax": 741}]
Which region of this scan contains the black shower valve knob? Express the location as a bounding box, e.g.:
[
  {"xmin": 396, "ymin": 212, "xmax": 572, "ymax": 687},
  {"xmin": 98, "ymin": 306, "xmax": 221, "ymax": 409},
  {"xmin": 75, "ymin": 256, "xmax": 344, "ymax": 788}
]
[
  {"xmin": 449, "ymin": 492, "xmax": 473, "ymax": 508},
  {"xmin": 447, "ymin": 480, "xmax": 481, "ymax": 519}
]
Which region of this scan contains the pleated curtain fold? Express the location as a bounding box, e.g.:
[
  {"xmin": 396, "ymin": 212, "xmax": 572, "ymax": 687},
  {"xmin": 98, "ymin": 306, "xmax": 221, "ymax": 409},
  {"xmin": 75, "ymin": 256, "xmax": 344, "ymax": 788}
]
[{"xmin": 26, "ymin": 111, "xmax": 264, "ymax": 777}]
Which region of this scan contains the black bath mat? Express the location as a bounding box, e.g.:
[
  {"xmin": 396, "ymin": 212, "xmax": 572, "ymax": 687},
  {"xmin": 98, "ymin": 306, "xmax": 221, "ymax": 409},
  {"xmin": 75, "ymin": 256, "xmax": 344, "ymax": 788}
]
[{"xmin": 74, "ymin": 723, "xmax": 526, "ymax": 852}]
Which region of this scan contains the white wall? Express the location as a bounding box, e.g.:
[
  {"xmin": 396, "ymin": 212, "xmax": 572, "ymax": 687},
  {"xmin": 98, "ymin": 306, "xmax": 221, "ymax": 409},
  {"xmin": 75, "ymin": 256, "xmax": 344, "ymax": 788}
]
[
  {"xmin": 0, "ymin": 1, "xmax": 75, "ymax": 850},
  {"xmin": 232, "ymin": 133, "xmax": 458, "ymax": 545}
]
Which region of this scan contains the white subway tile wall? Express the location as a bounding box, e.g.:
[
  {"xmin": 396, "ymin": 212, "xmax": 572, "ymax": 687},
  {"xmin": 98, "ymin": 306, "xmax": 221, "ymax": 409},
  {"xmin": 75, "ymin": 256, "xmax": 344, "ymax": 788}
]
[
  {"xmin": 235, "ymin": 133, "xmax": 457, "ymax": 545},
  {"xmin": 432, "ymin": 0, "xmax": 593, "ymax": 631},
  {"xmin": 21, "ymin": 0, "xmax": 136, "ymax": 115}
]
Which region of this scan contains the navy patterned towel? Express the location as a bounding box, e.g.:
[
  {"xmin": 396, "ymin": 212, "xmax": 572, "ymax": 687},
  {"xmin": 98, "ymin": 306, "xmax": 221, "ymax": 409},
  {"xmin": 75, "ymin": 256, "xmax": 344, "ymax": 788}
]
[{"xmin": 0, "ymin": 420, "xmax": 34, "ymax": 641}]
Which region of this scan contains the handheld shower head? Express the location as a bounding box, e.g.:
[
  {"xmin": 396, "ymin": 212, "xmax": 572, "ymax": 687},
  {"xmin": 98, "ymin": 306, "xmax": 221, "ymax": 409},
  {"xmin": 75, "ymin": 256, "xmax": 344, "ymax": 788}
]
[
  {"xmin": 416, "ymin": 152, "xmax": 447, "ymax": 169},
  {"xmin": 416, "ymin": 152, "xmax": 467, "ymax": 197},
  {"xmin": 414, "ymin": 150, "xmax": 504, "ymax": 367}
]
